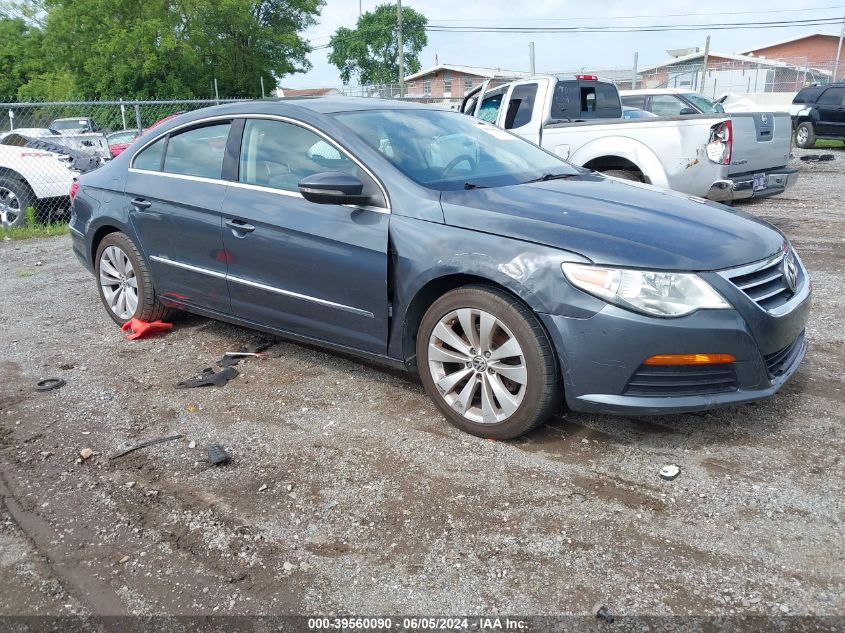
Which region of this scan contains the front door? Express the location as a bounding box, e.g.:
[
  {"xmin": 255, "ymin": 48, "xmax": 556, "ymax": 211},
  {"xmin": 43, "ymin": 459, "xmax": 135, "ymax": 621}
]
[
  {"xmin": 220, "ymin": 117, "xmax": 389, "ymax": 354},
  {"xmin": 125, "ymin": 121, "xmax": 233, "ymax": 314},
  {"xmin": 815, "ymin": 86, "xmax": 845, "ymax": 136}
]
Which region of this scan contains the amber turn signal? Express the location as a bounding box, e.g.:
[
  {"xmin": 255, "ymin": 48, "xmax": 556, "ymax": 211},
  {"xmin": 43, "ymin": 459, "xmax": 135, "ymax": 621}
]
[{"xmin": 644, "ymin": 353, "xmax": 736, "ymax": 366}]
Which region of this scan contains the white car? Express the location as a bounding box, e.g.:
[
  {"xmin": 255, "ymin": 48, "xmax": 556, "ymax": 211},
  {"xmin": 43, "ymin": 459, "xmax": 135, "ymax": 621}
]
[{"xmin": 0, "ymin": 142, "xmax": 76, "ymax": 227}]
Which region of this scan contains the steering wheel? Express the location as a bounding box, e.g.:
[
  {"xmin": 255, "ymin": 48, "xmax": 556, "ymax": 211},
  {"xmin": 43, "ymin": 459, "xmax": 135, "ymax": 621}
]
[{"xmin": 441, "ymin": 154, "xmax": 476, "ymax": 179}]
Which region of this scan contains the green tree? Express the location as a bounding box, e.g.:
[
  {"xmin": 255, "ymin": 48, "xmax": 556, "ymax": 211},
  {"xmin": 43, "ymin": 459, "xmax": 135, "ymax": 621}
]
[
  {"xmin": 11, "ymin": 0, "xmax": 323, "ymax": 100},
  {"xmin": 0, "ymin": 14, "xmax": 45, "ymax": 99},
  {"xmin": 328, "ymin": 3, "xmax": 427, "ymax": 85}
]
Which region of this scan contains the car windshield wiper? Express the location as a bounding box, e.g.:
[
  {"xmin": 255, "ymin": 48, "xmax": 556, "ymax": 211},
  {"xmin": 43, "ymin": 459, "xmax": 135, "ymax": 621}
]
[
  {"xmin": 522, "ymin": 172, "xmax": 576, "ymax": 184},
  {"xmin": 464, "ymin": 181, "xmax": 489, "ymax": 190}
]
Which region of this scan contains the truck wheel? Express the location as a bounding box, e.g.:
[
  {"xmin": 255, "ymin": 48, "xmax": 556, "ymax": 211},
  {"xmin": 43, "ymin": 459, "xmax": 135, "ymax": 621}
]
[
  {"xmin": 603, "ymin": 169, "xmax": 642, "ymax": 182},
  {"xmin": 0, "ymin": 177, "xmax": 36, "ymax": 228},
  {"xmin": 95, "ymin": 232, "xmax": 169, "ymax": 326},
  {"xmin": 416, "ymin": 286, "xmax": 560, "ymax": 440},
  {"xmin": 795, "ymin": 122, "xmax": 816, "ymax": 149}
]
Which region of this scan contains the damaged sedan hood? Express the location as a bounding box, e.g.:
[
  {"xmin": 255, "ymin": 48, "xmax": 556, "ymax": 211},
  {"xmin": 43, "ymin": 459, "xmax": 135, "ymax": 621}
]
[{"xmin": 439, "ymin": 174, "xmax": 785, "ymax": 271}]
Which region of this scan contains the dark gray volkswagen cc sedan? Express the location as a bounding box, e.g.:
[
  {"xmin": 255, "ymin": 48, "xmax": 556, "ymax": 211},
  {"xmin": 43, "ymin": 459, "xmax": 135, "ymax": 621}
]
[{"xmin": 70, "ymin": 98, "xmax": 810, "ymax": 439}]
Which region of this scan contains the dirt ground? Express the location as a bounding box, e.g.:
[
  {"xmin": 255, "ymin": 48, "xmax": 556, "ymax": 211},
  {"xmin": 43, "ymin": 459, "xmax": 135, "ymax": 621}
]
[{"xmin": 1, "ymin": 148, "xmax": 843, "ymax": 629}]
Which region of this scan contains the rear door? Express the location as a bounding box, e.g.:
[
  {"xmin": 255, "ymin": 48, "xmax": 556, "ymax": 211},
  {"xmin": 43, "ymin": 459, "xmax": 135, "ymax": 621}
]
[
  {"xmin": 125, "ymin": 121, "xmax": 233, "ymax": 314},
  {"xmin": 815, "ymin": 86, "xmax": 845, "ymax": 136},
  {"xmin": 220, "ymin": 116, "xmax": 389, "ymax": 354}
]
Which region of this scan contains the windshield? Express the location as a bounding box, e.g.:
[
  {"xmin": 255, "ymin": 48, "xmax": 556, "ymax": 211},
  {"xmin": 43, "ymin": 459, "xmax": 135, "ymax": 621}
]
[
  {"xmin": 682, "ymin": 93, "xmax": 724, "ymax": 113},
  {"xmin": 333, "ymin": 109, "xmax": 577, "ymax": 191}
]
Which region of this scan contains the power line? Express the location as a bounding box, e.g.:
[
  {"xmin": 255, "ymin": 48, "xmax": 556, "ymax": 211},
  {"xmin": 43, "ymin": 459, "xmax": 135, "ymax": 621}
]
[
  {"xmin": 424, "ymin": 17, "xmax": 845, "ymax": 34},
  {"xmin": 428, "ymin": 4, "xmax": 845, "ymax": 23}
]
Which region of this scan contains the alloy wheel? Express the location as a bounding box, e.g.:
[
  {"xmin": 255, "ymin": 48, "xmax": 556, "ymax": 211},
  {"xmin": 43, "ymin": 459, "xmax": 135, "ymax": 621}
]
[
  {"xmin": 427, "ymin": 308, "xmax": 528, "ymax": 424},
  {"xmin": 796, "ymin": 126, "xmax": 808, "ymax": 145},
  {"xmin": 99, "ymin": 245, "xmax": 139, "ymax": 320},
  {"xmin": 0, "ymin": 186, "xmax": 21, "ymax": 227}
]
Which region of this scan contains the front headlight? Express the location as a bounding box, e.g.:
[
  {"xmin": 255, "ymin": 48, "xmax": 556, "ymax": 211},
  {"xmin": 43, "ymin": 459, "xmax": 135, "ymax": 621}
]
[{"xmin": 561, "ymin": 263, "xmax": 730, "ymax": 317}]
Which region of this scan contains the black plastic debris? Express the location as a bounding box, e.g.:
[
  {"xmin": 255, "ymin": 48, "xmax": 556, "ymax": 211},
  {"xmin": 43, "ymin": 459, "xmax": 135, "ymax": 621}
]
[
  {"xmin": 176, "ymin": 366, "xmax": 239, "ymax": 389},
  {"xmin": 593, "ymin": 603, "xmax": 614, "ymax": 624},
  {"xmin": 35, "ymin": 378, "xmax": 66, "ymax": 392},
  {"xmin": 659, "ymin": 464, "xmax": 681, "ymax": 481},
  {"xmin": 800, "ymin": 153, "xmax": 835, "ymax": 162},
  {"xmin": 207, "ymin": 444, "xmax": 231, "ymax": 466}
]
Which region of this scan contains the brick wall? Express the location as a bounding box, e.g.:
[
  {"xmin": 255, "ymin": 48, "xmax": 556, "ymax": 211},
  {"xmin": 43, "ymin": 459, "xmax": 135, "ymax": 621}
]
[
  {"xmin": 406, "ymin": 71, "xmax": 487, "ymax": 98},
  {"xmin": 745, "ymin": 35, "xmax": 840, "ymax": 66}
]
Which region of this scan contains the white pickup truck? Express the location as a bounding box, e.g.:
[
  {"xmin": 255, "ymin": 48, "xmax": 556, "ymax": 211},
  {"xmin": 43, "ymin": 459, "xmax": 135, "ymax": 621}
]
[{"xmin": 462, "ymin": 75, "xmax": 797, "ymax": 202}]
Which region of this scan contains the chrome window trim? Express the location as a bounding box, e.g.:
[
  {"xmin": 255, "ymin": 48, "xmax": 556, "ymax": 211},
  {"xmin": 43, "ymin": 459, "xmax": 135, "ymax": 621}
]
[
  {"xmin": 128, "ymin": 113, "xmax": 390, "ymax": 213},
  {"xmin": 149, "ymin": 255, "xmax": 374, "ymax": 318}
]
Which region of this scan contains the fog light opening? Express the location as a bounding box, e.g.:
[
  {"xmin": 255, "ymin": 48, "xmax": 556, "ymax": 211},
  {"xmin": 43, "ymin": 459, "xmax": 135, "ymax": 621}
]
[{"xmin": 644, "ymin": 353, "xmax": 736, "ymax": 366}]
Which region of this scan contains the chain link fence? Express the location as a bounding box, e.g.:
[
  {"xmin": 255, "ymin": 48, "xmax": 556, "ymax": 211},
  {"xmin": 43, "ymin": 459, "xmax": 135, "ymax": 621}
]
[{"xmin": 0, "ymin": 99, "xmax": 248, "ymax": 229}]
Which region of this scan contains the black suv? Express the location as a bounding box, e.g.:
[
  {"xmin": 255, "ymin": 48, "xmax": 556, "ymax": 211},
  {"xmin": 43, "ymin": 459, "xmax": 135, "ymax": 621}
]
[{"xmin": 791, "ymin": 83, "xmax": 845, "ymax": 148}]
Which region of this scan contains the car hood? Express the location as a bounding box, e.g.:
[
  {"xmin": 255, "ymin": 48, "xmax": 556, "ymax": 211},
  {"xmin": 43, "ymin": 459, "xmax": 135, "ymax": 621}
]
[{"xmin": 439, "ymin": 175, "xmax": 785, "ymax": 271}]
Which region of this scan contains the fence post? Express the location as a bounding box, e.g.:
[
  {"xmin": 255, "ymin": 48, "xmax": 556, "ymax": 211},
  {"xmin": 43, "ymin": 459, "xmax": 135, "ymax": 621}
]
[{"xmin": 133, "ymin": 103, "xmax": 143, "ymax": 131}]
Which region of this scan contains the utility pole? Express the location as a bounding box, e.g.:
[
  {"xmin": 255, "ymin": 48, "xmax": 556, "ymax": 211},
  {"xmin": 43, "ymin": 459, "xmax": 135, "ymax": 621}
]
[
  {"xmin": 260, "ymin": 76, "xmax": 265, "ymax": 99},
  {"xmin": 631, "ymin": 52, "xmax": 638, "ymax": 90},
  {"xmin": 701, "ymin": 35, "xmax": 711, "ymax": 95},
  {"xmin": 397, "ymin": 0, "xmax": 404, "ymax": 98},
  {"xmin": 359, "ymin": 0, "xmax": 362, "ymax": 16},
  {"xmin": 214, "ymin": 78, "xmax": 220, "ymax": 104},
  {"xmin": 834, "ymin": 14, "xmax": 845, "ymax": 82},
  {"xmin": 529, "ymin": 42, "xmax": 535, "ymax": 75}
]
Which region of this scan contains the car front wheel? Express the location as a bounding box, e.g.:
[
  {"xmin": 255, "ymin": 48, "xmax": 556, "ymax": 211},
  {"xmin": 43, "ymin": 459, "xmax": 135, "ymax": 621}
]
[
  {"xmin": 795, "ymin": 122, "xmax": 816, "ymax": 149},
  {"xmin": 417, "ymin": 286, "xmax": 560, "ymax": 439}
]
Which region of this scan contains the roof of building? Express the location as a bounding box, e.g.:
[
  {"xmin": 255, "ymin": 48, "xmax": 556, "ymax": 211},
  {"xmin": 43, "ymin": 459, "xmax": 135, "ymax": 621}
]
[
  {"xmin": 279, "ymin": 87, "xmax": 340, "ymax": 97},
  {"xmin": 404, "ymin": 63, "xmax": 530, "ymax": 82},
  {"xmin": 736, "ymin": 32, "xmax": 842, "ymax": 55},
  {"xmin": 639, "ymin": 51, "xmax": 795, "ymax": 73}
]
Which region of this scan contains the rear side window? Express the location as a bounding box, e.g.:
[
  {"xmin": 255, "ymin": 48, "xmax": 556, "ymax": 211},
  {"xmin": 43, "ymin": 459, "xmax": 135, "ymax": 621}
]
[
  {"xmin": 505, "ymin": 83, "xmax": 538, "ymax": 129},
  {"xmin": 792, "ymin": 86, "xmax": 824, "ymax": 104},
  {"xmin": 551, "ymin": 81, "xmax": 579, "ymax": 119},
  {"xmin": 621, "ymin": 95, "xmax": 646, "ymax": 109},
  {"xmin": 817, "ymin": 87, "xmax": 845, "ymax": 106},
  {"xmin": 133, "ymin": 137, "xmax": 165, "ymax": 171},
  {"xmin": 162, "ymin": 122, "xmax": 231, "ymax": 179}
]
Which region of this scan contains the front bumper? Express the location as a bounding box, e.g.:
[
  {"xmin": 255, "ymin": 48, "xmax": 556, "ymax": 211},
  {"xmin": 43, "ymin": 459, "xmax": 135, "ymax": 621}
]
[
  {"xmin": 539, "ymin": 279, "xmax": 811, "ymax": 416},
  {"xmin": 706, "ymin": 166, "xmax": 798, "ymax": 202}
]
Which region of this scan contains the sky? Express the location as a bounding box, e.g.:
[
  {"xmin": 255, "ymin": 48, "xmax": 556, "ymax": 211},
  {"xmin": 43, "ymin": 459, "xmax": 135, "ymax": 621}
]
[{"xmin": 283, "ymin": 0, "xmax": 844, "ymax": 88}]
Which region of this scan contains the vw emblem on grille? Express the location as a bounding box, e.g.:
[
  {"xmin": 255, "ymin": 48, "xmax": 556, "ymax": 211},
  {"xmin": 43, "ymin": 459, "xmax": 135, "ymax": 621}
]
[{"xmin": 783, "ymin": 253, "xmax": 798, "ymax": 293}]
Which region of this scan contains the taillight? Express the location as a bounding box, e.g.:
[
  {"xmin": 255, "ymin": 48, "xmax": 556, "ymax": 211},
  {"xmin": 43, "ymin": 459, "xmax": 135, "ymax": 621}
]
[
  {"xmin": 69, "ymin": 181, "xmax": 80, "ymax": 201},
  {"xmin": 706, "ymin": 120, "xmax": 732, "ymax": 165}
]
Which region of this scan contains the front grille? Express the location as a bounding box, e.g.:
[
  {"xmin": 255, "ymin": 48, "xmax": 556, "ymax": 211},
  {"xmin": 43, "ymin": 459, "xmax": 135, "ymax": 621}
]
[
  {"xmin": 726, "ymin": 254, "xmax": 795, "ymax": 311},
  {"xmin": 764, "ymin": 332, "xmax": 805, "ymax": 379},
  {"xmin": 623, "ymin": 363, "xmax": 738, "ymax": 397}
]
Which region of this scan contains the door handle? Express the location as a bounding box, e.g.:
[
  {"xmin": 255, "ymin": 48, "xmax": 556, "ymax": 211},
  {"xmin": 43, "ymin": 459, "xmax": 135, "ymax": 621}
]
[
  {"xmin": 131, "ymin": 197, "xmax": 152, "ymax": 210},
  {"xmin": 225, "ymin": 219, "xmax": 256, "ymax": 234}
]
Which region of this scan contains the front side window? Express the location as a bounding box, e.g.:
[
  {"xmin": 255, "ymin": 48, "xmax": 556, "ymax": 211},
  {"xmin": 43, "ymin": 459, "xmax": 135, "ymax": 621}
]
[
  {"xmin": 478, "ymin": 93, "xmax": 504, "ymax": 123},
  {"xmin": 334, "ymin": 108, "xmax": 578, "ymax": 191},
  {"xmin": 239, "ymin": 118, "xmax": 383, "ymax": 201},
  {"xmin": 133, "ymin": 136, "xmax": 166, "ymax": 171},
  {"xmin": 505, "ymin": 83, "xmax": 538, "ymax": 129},
  {"xmin": 162, "ymin": 122, "xmax": 231, "ymax": 179}
]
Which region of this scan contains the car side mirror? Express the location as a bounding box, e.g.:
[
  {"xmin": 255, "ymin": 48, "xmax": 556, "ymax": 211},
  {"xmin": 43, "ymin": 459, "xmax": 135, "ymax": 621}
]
[
  {"xmin": 298, "ymin": 171, "xmax": 370, "ymax": 206},
  {"xmin": 679, "ymin": 107, "xmax": 697, "ymax": 115}
]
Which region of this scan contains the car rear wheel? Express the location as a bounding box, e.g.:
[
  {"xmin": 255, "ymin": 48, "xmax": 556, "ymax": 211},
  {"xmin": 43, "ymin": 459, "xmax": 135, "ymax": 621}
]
[
  {"xmin": 95, "ymin": 232, "xmax": 169, "ymax": 326},
  {"xmin": 0, "ymin": 177, "xmax": 36, "ymax": 229},
  {"xmin": 795, "ymin": 122, "xmax": 816, "ymax": 149},
  {"xmin": 417, "ymin": 286, "xmax": 560, "ymax": 439}
]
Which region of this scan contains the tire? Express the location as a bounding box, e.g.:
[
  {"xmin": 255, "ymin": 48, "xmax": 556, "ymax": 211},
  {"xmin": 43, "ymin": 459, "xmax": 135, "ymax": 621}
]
[
  {"xmin": 603, "ymin": 169, "xmax": 642, "ymax": 182},
  {"xmin": 0, "ymin": 176, "xmax": 36, "ymax": 229},
  {"xmin": 795, "ymin": 122, "xmax": 816, "ymax": 149},
  {"xmin": 416, "ymin": 285, "xmax": 560, "ymax": 440},
  {"xmin": 95, "ymin": 232, "xmax": 169, "ymax": 326}
]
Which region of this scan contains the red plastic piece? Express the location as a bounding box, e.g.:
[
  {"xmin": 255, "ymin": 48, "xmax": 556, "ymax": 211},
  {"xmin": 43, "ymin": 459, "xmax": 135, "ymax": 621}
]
[{"xmin": 122, "ymin": 318, "xmax": 173, "ymax": 340}]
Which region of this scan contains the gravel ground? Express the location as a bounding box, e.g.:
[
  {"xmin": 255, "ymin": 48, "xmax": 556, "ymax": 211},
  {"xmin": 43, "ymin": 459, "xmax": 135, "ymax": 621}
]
[{"xmin": 1, "ymin": 149, "xmax": 843, "ymax": 627}]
